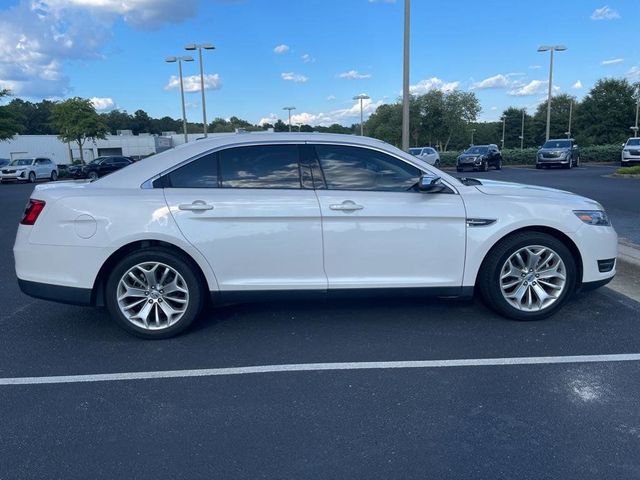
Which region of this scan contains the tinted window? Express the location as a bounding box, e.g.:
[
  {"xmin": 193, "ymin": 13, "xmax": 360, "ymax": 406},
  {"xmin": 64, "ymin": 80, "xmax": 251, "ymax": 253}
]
[
  {"xmin": 465, "ymin": 146, "xmax": 489, "ymax": 154},
  {"xmin": 219, "ymin": 145, "xmax": 300, "ymax": 189},
  {"xmin": 167, "ymin": 152, "xmax": 218, "ymax": 188},
  {"xmin": 543, "ymin": 140, "xmax": 571, "ymax": 149},
  {"xmin": 315, "ymin": 145, "xmax": 421, "ymax": 192},
  {"xmin": 626, "ymin": 139, "xmax": 640, "ymax": 146}
]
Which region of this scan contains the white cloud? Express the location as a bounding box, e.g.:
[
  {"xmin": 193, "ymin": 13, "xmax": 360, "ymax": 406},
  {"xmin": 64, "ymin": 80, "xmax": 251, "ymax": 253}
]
[
  {"xmin": 529, "ymin": 65, "xmax": 542, "ymax": 70},
  {"xmin": 301, "ymin": 53, "xmax": 315, "ymax": 63},
  {"xmin": 273, "ymin": 44, "xmax": 289, "ymax": 54},
  {"xmin": 601, "ymin": 58, "xmax": 624, "ymax": 65},
  {"xmin": 338, "ymin": 70, "xmax": 372, "ymax": 80},
  {"xmin": 257, "ymin": 113, "xmax": 279, "ymax": 126},
  {"xmin": 490, "ymin": 106, "xmax": 498, "ymax": 111},
  {"xmin": 508, "ymin": 80, "xmax": 559, "ymax": 96},
  {"xmin": 164, "ymin": 73, "xmax": 222, "ymax": 92},
  {"xmin": 471, "ymin": 74, "xmax": 510, "ymax": 90},
  {"xmin": 281, "ymin": 72, "xmax": 308, "ymax": 83},
  {"xmin": 408, "ymin": 77, "xmax": 460, "ymax": 95},
  {"xmin": 627, "ymin": 66, "xmax": 640, "ymax": 82},
  {"xmin": 90, "ymin": 96, "xmax": 115, "ymax": 110},
  {"xmin": 0, "ymin": 0, "xmax": 198, "ymax": 98},
  {"xmin": 572, "ymin": 80, "xmax": 583, "ymax": 89},
  {"xmin": 39, "ymin": 0, "xmax": 199, "ymax": 29},
  {"xmin": 326, "ymin": 95, "xmax": 336, "ymax": 101},
  {"xmin": 591, "ymin": 5, "xmax": 620, "ymax": 20},
  {"xmin": 368, "ymin": 0, "xmax": 396, "ymax": 3}
]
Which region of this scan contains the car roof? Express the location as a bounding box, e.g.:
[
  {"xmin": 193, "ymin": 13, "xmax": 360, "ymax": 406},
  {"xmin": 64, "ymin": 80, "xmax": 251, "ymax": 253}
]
[{"xmin": 98, "ymin": 133, "xmax": 397, "ymax": 188}]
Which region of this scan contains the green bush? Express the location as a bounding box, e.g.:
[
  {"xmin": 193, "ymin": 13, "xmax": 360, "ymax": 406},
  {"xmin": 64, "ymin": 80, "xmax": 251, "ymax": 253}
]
[
  {"xmin": 579, "ymin": 144, "xmax": 622, "ymax": 162},
  {"xmin": 617, "ymin": 165, "xmax": 640, "ymax": 175}
]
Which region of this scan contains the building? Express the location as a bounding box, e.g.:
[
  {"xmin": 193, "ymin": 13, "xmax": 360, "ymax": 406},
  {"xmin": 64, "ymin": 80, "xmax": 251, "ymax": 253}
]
[{"xmin": 0, "ymin": 131, "xmax": 236, "ymax": 164}]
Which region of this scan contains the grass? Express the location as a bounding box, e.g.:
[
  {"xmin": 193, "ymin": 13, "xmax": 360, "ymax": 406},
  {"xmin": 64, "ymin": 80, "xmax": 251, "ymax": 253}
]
[{"xmin": 617, "ymin": 165, "xmax": 640, "ymax": 175}]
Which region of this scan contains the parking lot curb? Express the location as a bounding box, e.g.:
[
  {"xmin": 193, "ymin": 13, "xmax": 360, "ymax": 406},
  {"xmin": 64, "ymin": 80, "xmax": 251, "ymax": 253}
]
[{"xmin": 618, "ymin": 241, "xmax": 640, "ymax": 268}]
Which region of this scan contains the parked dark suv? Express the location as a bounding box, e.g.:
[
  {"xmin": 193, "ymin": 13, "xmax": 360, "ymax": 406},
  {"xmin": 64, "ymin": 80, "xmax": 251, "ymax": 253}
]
[
  {"xmin": 536, "ymin": 139, "xmax": 580, "ymax": 169},
  {"xmin": 456, "ymin": 144, "xmax": 502, "ymax": 172},
  {"xmin": 74, "ymin": 156, "xmax": 133, "ymax": 180}
]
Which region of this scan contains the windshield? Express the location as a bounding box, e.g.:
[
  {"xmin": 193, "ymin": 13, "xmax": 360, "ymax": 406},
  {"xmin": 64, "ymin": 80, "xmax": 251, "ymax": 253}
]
[
  {"xmin": 464, "ymin": 147, "xmax": 488, "ymax": 155},
  {"xmin": 89, "ymin": 157, "xmax": 105, "ymax": 165},
  {"xmin": 9, "ymin": 159, "xmax": 33, "ymax": 166},
  {"xmin": 543, "ymin": 140, "xmax": 571, "ymax": 149},
  {"xmin": 626, "ymin": 139, "xmax": 640, "ymax": 146},
  {"xmin": 409, "ymin": 148, "xmax": 423, "ymax": 155}
]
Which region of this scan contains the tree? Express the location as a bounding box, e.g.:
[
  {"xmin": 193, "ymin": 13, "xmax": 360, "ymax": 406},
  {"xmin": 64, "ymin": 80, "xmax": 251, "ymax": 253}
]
[
  {"xmin": 0, "ymin": 90, "xmax": 24, "ymax": 141},
  {"xmin": 101, "ymin": 109, "xmax": 133, "ymax": 134},
  {"xmin": 500, "ymin": 107, "xmax": 536, "ymax": 149},
  {"xmin": 575, "ymin": 78, "xmax": 638, "ymax": 145},
  {"xmin": 532, "ymin": 94, "xmax": 576, "ymax": 145},
  {"xmin": 131, "ymin": 109, "xmax": 152, "ymax": 134},
  {"xmin": 50, "ymin": 97, "xmax": 108, "ymax": 163},
  {"xmin": 4, "ymin": 98, "xmax": 55, "ymax": 135},
  {"xmin": 441, "ymin": 91, "xmax": 481, "ymax": 151}
]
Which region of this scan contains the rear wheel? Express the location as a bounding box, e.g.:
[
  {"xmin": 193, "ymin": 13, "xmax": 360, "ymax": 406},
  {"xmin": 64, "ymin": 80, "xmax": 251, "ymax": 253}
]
[
  {"xmin": 478, "ymin": 232, "xmax": 577, "ymax": 321},
  {"xmin": 50, "ymin": 170, "xmax": 58, "ymax": 181},
  {"xmin": 105, "ymin": 248, "xmax": 205, "ymax": 338}
]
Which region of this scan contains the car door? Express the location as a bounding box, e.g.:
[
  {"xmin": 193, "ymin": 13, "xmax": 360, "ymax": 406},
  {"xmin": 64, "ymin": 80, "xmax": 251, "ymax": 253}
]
[
  {"xmin": 310, "ymin": 143, "xmax": 467, "ymax": 289},
  {"xmin": 163, "ymin": 143, "xmax": 326, "ymax": 291},
  {"xmin": 33, "ymin": 159, "xmax": 45, "ymax": 178}
]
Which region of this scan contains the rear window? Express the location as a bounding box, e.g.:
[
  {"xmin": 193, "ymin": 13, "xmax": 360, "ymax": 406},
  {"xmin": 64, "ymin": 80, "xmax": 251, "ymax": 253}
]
[
  {"xmin": 218, "ymin": 145, "xmax": 301, "ymax": 189},
  {"xmin": 166, "ymin": 152, "xmax": 218, "ymax": 188}
]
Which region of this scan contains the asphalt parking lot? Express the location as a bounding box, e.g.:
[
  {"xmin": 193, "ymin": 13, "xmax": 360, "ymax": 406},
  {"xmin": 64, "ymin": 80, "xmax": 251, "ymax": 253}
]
[{"xmin": 1, "ymin": 166, "xmax": 640, "ymax": 479}]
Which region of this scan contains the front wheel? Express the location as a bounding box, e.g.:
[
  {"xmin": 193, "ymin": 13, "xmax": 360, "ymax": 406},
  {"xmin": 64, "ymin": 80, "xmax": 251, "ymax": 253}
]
[
  {"xmin": 28, "ymin": 171, "xmax": 36, "ymax": 183},
  {"xmin": 478, "ymin": 232, "xmax": 577, "ymax": 321},
  {"xmin": 496, "ymin": 159, "xmax": 502, "ymax": 170},
  {"xmin": 50, "ymin": 170, "xmax": 58, "ymax": 181},
  {"xmin": 105, "ymin": 248, "xmax": 205, "ymax": 338},
  {"xmin": 481, "ymin": 161, "xmax": 489, "ymax": 172},
  {"xmin": 88, "ymin": 171, "xmax": 99, "ymax": 181}
]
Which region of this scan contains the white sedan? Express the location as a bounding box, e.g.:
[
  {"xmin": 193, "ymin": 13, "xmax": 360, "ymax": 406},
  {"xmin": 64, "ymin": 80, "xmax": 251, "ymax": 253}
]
[{"xmin": 14, "ymin": 133, "xmax": 617, "ymax": 338}]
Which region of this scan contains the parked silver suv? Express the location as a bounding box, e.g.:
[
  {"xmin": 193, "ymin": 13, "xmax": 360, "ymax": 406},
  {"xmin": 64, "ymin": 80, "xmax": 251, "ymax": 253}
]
[
  {"xmin": 0, "ymin": 157, "xmax": 58, "ymax": 183},
  {"xmin": 536, "ymin": 139, "xmax": 580, "ymax": 169}
]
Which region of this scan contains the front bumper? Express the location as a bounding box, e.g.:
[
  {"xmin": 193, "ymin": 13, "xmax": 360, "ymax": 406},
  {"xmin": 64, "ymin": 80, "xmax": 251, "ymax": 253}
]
[
  {"xmin": 573, "ymin": 224, "xmax": 618, "ymax": 285},
  {"xmin": 0, "ymin": 171, "xmax": 28, "ymax": 181}
]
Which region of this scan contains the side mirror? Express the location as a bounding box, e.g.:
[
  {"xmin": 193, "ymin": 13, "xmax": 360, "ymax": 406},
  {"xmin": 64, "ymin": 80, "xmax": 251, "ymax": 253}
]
[{"xmin": 418, "ymin": 174, "xmax": 446, "ymax": 193}]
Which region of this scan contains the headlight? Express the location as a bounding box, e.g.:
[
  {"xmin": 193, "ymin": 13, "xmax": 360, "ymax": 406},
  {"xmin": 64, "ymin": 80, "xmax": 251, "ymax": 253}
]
[{"xmin": 573, "ymin": 210, "xmax": 610, "ymax": 226}]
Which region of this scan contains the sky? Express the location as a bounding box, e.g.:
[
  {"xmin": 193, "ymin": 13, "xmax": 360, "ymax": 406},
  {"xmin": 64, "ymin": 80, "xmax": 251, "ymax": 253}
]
[{"xmin": 0, "ymin": 0, "xmax": 638, "ymax": 127}]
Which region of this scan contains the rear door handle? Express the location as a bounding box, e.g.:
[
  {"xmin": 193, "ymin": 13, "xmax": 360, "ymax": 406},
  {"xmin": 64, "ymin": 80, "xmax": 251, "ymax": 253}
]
[
  {"xmin": 329, "ymin": 200, "xmax": 364, "ymax": 212},
  {"xmin": 178, "ymin": 201, "xmax": 213, "ymax": 212}
]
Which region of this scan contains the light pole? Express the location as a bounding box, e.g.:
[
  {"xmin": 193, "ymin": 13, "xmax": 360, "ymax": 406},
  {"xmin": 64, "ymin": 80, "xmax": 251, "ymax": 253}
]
[
  {"xmin": 185, "ymin": 43, "xmax": 215, "ymax": 138},
  {"xmin": 401, "ymin": 0, "xmax": 410, "ymax": 151},
  {"xmin": 353, "ymin": 94, "xmax": 370, "ymax": 136},
  {"xmin": 538, "ymin": 45, "xmax": 567, "ymax": 141},
  {"xmin": 283, "ymin": 106, "xmax": 296, "ymax": 132},
  {"xmin": 520, "ymin": 108, "xmax": 525, "ymax": 150},
  {"xmin": 634, "ymin": 89, "xmax": 640, "ymax": 137},
  {"xmin": 631, "ymin": 127, "xmax": 639, "ymax": 138},
  {"xmin": 567, "ymin": 99, "xmax": 573, "ymax": 139},
  {"xmin": 501, "ymin": 115, "xmax": 506, "ymax": 150},
  {"xmin": 166, "ymin": 55, "xmax": 194, "ymax": 143},
  {"xmin": 470, "ymin": 128, "xmax": 476, "ymax": 146}
]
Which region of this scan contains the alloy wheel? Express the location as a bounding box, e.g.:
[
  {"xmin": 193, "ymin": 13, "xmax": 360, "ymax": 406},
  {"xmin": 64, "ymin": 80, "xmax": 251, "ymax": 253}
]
[
  {"xmin": 116, "ymin": 261, "xmax": 189, "ymax": 330},
  {"xmin": 499, "ymin": 245, "xmax": 567, "ymax": 312}
]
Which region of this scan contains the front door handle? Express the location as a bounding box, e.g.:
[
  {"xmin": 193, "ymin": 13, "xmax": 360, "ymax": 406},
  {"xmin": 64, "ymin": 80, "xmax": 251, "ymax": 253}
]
[
  {"xmin": 329, "ymin": 200, "xmax": 364, "ymax": 212},
  {"xmin": 178, "ymin": 201, "xmax": 213, "ymax": 212}
]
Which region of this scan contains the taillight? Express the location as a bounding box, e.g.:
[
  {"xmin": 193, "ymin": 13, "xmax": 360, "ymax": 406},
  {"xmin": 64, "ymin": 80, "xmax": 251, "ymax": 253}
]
[{"xmin": 20, "ymin": 199, "xmax": 46, "ymax": 225}]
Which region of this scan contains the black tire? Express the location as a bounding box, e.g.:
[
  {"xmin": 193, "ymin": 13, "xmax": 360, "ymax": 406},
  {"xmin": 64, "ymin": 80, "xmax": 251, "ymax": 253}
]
[
  {"xmin": 28, "ymin": 171, "xmax": 36, "ymax": 183},
  {"xmin": 105, "ymin": 248, "xmax": 205, "ymax": 339},
  {"xmin": 477, "ymin": 232, "xmax": 577, "ymax": 321},
  {"xmin": 565, "ymin": 158, "xmax": 572, "ymax": 169},
  {"xmin": 481, "ymin": 161, "xmax": 489, "ymax": 172},
  {"xmin": 50, "ymin": 170, "xmax": 58, "ymax": 181},
  {"xmin": 88, "ymin": 171, "xmax": 99, "ymax": 181},
  {"xmin": 434, "ymin": 159, "xmax": 441, "ymax": 168},
  {"xmin": 496, "ymin": 159, "xmax": 502, "ymax": 170}
]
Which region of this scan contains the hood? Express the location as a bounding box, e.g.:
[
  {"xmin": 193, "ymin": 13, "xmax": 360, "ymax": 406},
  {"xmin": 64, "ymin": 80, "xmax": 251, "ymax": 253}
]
[{"xmin": 471, "ymin": 179, "xmax": 601, "ymax": 207}]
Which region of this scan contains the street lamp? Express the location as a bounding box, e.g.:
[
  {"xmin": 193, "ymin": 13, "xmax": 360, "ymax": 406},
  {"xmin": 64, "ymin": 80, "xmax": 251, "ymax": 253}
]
[
  {"xmin": 470, "ymin": 128, "xmax": 476, "ymax": 146},
  {"xmin": 401, "ymin": 0, "xmax": 410, "ymax": 151},
  {"xmin": 353, "ymin": 94, "xmax": 370, "ymax": 136},
  {"xmin": 634, "ymin": 88, "xmax": 640, "ymax": 137},
  {"xmin": 166, "ymin": 55, "xmax": 194, "ymax": 143},
  {"xmin": 538, "ymin": 44, "xmax": 567, "ymax": 141},
  {"xmin": 185, "ymin": 43, "xmax": 215, "ymax": 138},
  {"xmin": 631, "ymin": 126, "xmax": 639, "ymax": 138},
  {"xmin": 283, "ymin": 106, "xmax": 296, "ymax": 132},
  {"xmin": 567, "ymin": 99, "xmax": 573, "ymax": 139},
  {"xmin": 501, "ymin": 115, "xmax": 506, "ymax": 150},
  {"xmin": 520, "ymin": 108, "xmax": 526, "ymax": 150}
]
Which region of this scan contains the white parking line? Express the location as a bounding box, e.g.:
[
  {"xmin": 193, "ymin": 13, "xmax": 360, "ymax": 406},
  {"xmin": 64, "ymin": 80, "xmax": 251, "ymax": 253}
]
[{"xmin": 2, "ymin": 353, "xmax": 640, "ymax": 386}]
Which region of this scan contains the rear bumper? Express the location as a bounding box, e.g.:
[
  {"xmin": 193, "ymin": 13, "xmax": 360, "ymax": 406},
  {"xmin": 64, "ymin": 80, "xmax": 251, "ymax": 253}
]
[{"xmin": 18, "ymin": 279, "xmax": 92, "ymax": 306}]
